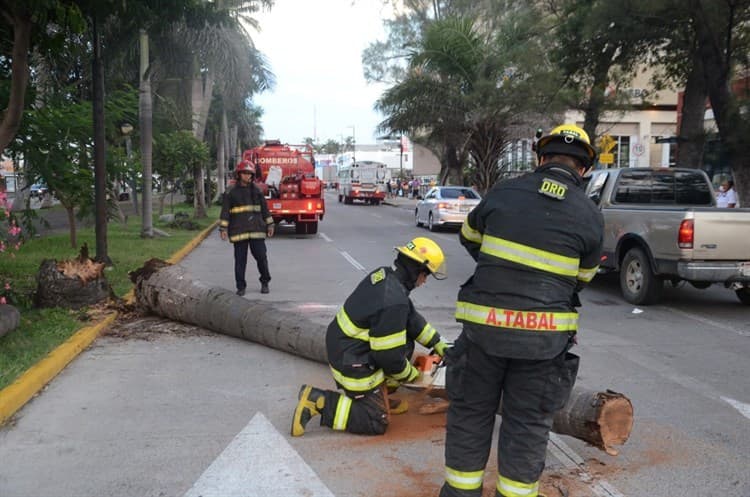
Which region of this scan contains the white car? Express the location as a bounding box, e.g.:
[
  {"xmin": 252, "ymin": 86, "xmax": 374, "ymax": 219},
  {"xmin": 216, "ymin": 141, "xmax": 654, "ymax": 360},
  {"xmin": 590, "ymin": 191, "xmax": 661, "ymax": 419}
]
[{"xmin": 415, "ymin": 186, "xmax": 482, "ymax": 231}]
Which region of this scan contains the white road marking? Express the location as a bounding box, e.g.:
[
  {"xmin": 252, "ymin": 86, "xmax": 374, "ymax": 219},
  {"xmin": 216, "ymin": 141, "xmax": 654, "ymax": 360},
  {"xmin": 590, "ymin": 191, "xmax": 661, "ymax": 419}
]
[
  {"xmin": 548, "ymin": 433, "xmax": 626, "ymax": 497},
  {"xmin": 183, "ymin": 412, "xmax": 335, "ymax": 497},
  {"xmin": 295, "ymin": 303, "xmax": 339, "ymax": 310},
  {"xmin": 340, "ymin": 251, "xmax": 366, "ymax": 271},
  {"xmin": 320, "ymin": 232, "xmax": 332, "ymax": 242},
  {"xmin": 721, "ymin": 396, "xmax": 750, "ymax": 420},
  {"xmin": 371, "ymin": 213, "xmax": 382, "ymax": 218}
]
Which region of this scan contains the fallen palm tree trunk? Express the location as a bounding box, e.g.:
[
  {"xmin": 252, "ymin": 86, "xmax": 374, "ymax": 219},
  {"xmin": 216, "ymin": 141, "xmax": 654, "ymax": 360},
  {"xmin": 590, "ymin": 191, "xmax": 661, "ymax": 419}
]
[
  {"xmin": 130, "ymin": 259, "xmax": 633, "ymax": 454},
  {"xmin": 418, "ymin": 387, "xmax": 632, "ymax": 455}
]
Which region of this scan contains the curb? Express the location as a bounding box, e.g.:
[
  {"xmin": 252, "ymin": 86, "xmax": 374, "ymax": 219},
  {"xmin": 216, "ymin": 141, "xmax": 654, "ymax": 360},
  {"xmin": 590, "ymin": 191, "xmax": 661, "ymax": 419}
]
[{"xmin": 0, "ymin": 220, "xmax": 219, "ymax": 426}]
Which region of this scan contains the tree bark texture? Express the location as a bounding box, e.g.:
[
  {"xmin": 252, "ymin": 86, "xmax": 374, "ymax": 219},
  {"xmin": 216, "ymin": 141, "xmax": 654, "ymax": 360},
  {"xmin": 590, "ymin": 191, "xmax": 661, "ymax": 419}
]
[
  {"xmin": 139, "ymin": 29, "xmax": 154, "ymax": 238},
  {"xmin": 131, "ymin": 260, "xmax": 633, "ymax": 453},
  {"xmin": 0, "ymin": 10, "xmax": 31, "ymax": 153},
  {"xmin": 92, "ymin": 15, "xmax": 109, "ymax": 263},
  {"xmin": 130, "ymin": 260, "xmax": 326, "ymax": 363},
  {"xmin": 676, "ymin": 47, "xmax": 707, "ymax": 169}
]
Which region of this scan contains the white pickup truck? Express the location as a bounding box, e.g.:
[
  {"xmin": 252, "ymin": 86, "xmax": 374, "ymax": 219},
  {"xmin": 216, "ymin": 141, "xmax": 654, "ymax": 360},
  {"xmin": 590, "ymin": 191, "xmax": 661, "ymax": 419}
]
[{"xmin": 585, "ymin": 167, "xmax": 750, "ymax": 305}]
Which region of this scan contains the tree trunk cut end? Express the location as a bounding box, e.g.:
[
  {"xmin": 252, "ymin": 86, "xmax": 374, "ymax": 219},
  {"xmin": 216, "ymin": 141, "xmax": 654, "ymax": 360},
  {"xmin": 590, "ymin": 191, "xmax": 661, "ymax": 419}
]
[{"xmin": 596, "ymin": 390, "xmax": 634, "ymax": 456}]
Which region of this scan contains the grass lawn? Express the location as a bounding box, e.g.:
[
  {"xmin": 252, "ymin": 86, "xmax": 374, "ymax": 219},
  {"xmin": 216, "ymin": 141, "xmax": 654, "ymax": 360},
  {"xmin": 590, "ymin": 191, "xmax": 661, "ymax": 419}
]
[{"xmin": 0, "ymin": 204, "xmax": 220, "ymax": 390}]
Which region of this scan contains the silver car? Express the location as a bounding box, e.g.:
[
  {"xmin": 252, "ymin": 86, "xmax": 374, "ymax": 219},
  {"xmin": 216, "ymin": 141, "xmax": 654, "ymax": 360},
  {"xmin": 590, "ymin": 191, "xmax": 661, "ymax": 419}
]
[{"xmin": 415, "ymin": 186, "xmax": 482, "ymax": 231}]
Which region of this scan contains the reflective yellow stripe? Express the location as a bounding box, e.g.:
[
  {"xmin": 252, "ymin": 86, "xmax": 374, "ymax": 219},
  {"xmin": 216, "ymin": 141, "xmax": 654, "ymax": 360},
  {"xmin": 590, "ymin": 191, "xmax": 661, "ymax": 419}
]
[
  {"xmin": 390, "ymin": 360, "xmax": 416, "ymax": 381},
  {"xmin": 330, "ymin": 366, "xmax": 385, "ymax": 392},
  {"xmin": 455, "ymin": 301, "xmax": 577, "ymax": 332},
  {"xmin": 480, "ymin": 235, "xmax": 579, "ymax": 277},
  {"xmin": 577, "ymin": 265, "xmax": 599, "ymax": 282},
  {"xmin": 445, "ymin": 466, "xmax": 484, "ymax": 491},
  {"xmin": 265, "ymin": 216, "xmax": 274, "ymax": 224},
  {"xmin": 335, "ymin": 307, "xmax": 369, "ymax": 341},
  {"xmin": 332, "ymin": 394, "xmax": 352, "ymax": 431},
  {"xmin": 415, "ymin": 323, "xmax": 437, "ymax": 346},
  {"xmin": 219, "ymin": 220, "xmax": 229, "ymax": 227},
  {"xmin": 497, "ymin": 474, "xmax": 539, "ymax": 497},
  {"xmin": 461, "ymin": 219, "xmax": 482, "ymax": 243},
  {"xmin": 370, "ymin": 329, "xmax": 406, "ymax": 350},
  {"xmin": 229, "ymin": 232, "xmax": 267, "ymax": 242},
  {"xmin": 230, "ymin": 205, "xmax": 261, "ymax": 213}
]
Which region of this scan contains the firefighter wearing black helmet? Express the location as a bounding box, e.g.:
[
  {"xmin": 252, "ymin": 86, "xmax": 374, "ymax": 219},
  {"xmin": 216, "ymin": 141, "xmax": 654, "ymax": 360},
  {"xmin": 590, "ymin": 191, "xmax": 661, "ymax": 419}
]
[
  {"xmin": 219, "ymin": 160, "xmax": 274, "ymax": 295},
  {"xmin": 440, "ymin": 124, "xmax": 604, "ymax": 497},
  {"xmin": 291, "ymin": 237, "xmax": 450, "ymax": 437}
]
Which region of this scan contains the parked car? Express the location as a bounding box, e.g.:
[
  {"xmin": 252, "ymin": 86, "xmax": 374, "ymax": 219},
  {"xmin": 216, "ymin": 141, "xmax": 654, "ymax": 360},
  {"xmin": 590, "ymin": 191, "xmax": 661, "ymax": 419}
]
[
  {"xmin": 415, "ymin": 186, "xmax": 482, "ymax": 231},
  {"xmin": 585, "ymin": 167, "xmax": 750, "ymax": 305},
  {"xmin": 29, "ymin": 183, "xmax": 48, "ymax": 199}
]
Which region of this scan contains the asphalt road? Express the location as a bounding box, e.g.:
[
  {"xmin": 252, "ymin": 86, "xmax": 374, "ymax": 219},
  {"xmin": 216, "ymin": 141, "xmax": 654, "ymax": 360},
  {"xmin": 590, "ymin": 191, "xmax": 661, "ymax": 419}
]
[{"xmin": 1, "ymin": 189, "xmax": 748, "ymax": 497}]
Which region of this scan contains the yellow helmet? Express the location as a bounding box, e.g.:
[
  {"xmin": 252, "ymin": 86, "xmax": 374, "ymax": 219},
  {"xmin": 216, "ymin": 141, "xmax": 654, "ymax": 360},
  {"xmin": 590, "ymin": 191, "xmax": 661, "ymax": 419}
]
[
  {"xmin": 536, "ymin": 124, "xmax": 597, "ymax": 168},
  {"xmin": 395, "ymin": 237, "xmax": 446, "ymax": 279}
]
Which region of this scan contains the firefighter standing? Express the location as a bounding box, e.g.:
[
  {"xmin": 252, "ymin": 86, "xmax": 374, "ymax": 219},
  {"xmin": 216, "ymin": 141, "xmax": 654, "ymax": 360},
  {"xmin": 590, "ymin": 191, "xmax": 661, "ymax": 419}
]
[
  {"xmin": 219, "ymin": 160, "xmax": 274, "ymax": 296},
  {"xmin": 292, "ymin": 237, "xmax": 450, "ymax": 437},
  {"xmin": 440, "ymin": 124, "xmax": 604, "ymax": 497}
]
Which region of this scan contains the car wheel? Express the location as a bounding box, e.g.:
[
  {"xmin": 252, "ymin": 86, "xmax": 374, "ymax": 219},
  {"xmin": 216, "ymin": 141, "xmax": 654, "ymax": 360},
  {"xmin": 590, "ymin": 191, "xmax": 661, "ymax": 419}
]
[
  {"xmin": 415, "ymin": 209, "xmax": 422, "ymax": 227},
  {"xmin": 428, "ymin": 212, "xmax": 438, "ymax": 232},
  {"xmin": 736, "ymin": 287, "xmax": 750, "ymax": 305},
  {"xmin": 619, "ymin": 247, "xmax": 663, "ymax": 305}
]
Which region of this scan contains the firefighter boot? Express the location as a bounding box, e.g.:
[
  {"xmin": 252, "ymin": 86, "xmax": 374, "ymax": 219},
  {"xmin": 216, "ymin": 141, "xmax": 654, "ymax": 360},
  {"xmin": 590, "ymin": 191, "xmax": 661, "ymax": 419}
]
[
  {"xmin": 388, "ymin": 397, "xmax": 409, "ymax": 415},
  {"xmin": 291, "ymin": 385, "xmax": 326, "ymax": 437}
]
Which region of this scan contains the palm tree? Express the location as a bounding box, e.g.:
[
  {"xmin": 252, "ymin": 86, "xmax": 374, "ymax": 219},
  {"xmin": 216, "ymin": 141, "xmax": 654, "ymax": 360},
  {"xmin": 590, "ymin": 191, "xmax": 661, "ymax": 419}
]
[
  {"xmin": 378, "ymin": 12, "xmax": 552, "ymax": 192},
  {"xmin": 150, "ymin": 0, "xmax": 274, "ymax": 216}
]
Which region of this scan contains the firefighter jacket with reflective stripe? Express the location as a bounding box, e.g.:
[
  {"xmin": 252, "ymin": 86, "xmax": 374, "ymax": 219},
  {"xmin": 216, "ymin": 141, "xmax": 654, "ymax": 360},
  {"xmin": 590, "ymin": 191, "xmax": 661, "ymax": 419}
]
[
  {"xmin": 326, "ymin": 266, "xmax": 443, "ymax": 393},
  {"xmin": 457, "ymin": 163, "xmax": 604, "ymax": 360},
  {"xmin": 219, "ymin": 182, "xmax": 274, "ymax": 242}
]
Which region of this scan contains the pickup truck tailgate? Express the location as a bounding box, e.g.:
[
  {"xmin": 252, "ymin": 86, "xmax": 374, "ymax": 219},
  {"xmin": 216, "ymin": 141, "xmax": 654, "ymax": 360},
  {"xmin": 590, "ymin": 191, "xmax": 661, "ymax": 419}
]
[{"xmin": 691, "ymin": 210, "xmax": 750, "ymax": 260}]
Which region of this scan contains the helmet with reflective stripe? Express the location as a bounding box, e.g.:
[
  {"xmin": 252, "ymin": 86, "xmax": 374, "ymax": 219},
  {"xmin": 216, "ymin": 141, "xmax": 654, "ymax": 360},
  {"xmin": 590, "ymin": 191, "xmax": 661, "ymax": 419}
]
[
  {"xmin": 395, "ymin": 237, "xmax": 446, "ymax": 279},
  {"xmin": 536, "ymin": 124, "xmax": 597, "ymax": 168},
  {"xmin": 236, "ymin": 160, "xmax": 255, "ymax": 177}
]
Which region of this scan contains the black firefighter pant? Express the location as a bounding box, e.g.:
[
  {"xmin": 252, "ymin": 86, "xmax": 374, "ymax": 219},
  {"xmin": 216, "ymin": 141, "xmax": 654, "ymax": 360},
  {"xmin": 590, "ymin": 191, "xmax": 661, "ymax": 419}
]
[
  {"xmin": 440, "ymin": 339, "xmax": 579, "ymax": 497},
  {"xmin": 233, "ymin": 239, "xmax": 271, "ymax": 290},
  {"xmin": 317, "ymin": 387, "xmax": 389, "ymax": 435}
]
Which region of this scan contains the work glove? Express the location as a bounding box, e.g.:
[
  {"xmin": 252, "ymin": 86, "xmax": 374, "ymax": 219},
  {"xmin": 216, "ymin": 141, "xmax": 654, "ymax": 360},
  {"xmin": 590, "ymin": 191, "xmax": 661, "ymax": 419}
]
[
  {"xmin": 405, "ymin": 364, "xmax": 421, "ymax": 384},
  {"xmin": 432, "ymin": 340, "xmax": 450, "ymax": 358}
]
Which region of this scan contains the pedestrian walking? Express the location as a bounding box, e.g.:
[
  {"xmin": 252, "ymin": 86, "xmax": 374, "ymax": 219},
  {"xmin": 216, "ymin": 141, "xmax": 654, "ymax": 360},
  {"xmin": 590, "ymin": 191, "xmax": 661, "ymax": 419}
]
[
  {"xmin": 291, "ymin": 237, "xmax": 450, "ymax": 437},
  {"xmin": 440, "ymin": 124, "xmax": 604, "ymax": 497},
  {"xmin": 219, "ymin": 160, "xmax": 275, "ymax": 296}
]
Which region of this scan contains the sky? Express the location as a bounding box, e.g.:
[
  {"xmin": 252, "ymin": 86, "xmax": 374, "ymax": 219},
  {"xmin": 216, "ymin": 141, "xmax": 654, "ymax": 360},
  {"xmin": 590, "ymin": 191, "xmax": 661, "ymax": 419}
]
[{"xmin": 251, "ymin": 0, "xmax": 393, "ymax": 146}]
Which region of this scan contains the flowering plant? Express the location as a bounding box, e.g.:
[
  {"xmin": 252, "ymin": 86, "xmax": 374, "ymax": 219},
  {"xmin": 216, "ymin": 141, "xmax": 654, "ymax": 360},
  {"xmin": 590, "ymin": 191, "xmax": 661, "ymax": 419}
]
[{"xmin": 0, "ymin": 187, "xmax": 22, "ymax": 306}]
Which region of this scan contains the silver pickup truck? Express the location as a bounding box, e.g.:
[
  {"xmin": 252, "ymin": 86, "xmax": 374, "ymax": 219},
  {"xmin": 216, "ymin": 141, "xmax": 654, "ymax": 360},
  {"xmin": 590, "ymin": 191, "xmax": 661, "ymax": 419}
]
[{"xmin": 585, "ymin": 167, "xmax": 750, "ymax": 305}]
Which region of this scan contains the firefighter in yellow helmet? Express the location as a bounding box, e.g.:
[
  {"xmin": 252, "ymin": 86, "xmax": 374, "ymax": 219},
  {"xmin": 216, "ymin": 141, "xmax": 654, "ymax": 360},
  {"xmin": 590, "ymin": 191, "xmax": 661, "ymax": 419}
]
[
  {"xmin": 292, "ymin": 237, "xmax": 449, "ymax": 436},
  {"xmin": 440, "ymin": 124, "xmax": 604, "ymax": 497}
]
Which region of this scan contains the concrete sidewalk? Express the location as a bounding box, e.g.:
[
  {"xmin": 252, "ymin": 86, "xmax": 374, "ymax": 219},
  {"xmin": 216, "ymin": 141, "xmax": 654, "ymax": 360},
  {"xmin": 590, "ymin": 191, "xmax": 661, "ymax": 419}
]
[{"xmin": 382, "ymin": 194, "xmax": 419, "ymax": 209}]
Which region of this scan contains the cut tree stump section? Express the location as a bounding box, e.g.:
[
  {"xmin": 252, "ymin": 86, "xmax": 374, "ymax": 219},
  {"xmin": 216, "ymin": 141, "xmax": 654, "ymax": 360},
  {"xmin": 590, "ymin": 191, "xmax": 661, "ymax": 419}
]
[
  {"xmin": 130, "ymin": 259, "xmax": 634, "ymax": 454},
  {"xmin": 36, "ymin": 243, "xmax": 111, "ymax": 309},
  {"xmin": 0, "ymin": 304, "xmax": 21, "ymax": 338}
]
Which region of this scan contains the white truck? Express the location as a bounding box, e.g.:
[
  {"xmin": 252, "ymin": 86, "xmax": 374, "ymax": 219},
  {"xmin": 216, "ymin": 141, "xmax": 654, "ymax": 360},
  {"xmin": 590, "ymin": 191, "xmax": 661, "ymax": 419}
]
[
  {"xmin": 337, "ymin": 161, "xmax": 389, "ymax": 205},
  {"xmin": 585, "ymin": 167, "xmax": 750, "ymax": 305}
]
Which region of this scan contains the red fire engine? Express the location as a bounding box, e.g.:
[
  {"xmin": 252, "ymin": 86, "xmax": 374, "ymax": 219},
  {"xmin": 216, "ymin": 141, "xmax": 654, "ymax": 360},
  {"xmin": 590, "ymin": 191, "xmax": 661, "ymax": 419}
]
[{"xmin": 242, "ymin": 140, "xmax": 325, "ymax": 235}]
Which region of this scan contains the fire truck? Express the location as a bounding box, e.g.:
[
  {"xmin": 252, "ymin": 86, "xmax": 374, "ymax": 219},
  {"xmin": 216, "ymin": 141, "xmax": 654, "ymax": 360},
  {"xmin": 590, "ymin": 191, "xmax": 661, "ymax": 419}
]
[
  {"xmin": 242, "ymin": 140, "xmax": 325, "ymax": 235},
  {"xmin": 337, "ymin": 160, "xmax": 389, "ymax": 205}
]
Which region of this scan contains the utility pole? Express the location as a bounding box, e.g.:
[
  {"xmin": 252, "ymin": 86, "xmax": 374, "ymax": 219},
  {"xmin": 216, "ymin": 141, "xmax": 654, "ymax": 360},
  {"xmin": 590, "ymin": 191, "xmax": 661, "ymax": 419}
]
[
  {"xmin": 399, "ymin": 134, "xmax": 404, "ymax": 180},
  {"xmin": 347, "ymin": 125, "xmax": 356, "ymax": 165}
]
